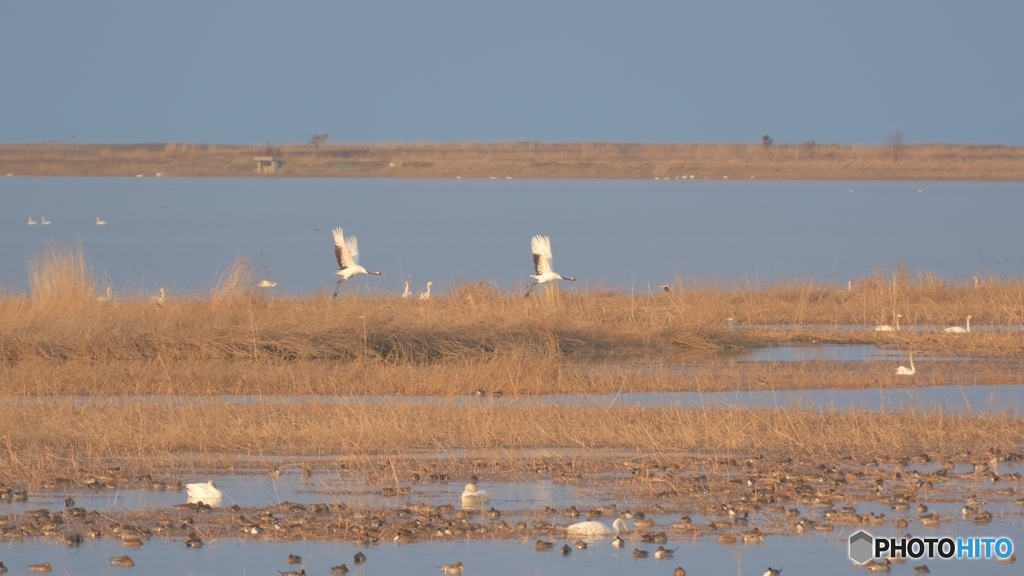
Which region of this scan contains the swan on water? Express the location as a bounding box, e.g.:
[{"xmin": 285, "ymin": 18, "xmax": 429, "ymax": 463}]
[
  {"xmin": 895, "ymin": 351, "xmax": 916, "ymax": 376},
  {"xmin": 185, "ymin": 481, "xmax": 223, "ymax": 504},
  {"xmin": 945, "ymin": 315, "xmax": 972, "ymax": 333},
  {"xmin": 460, "ymin": 483, "xmax": 489, "ymax": 506},
  {"xmin": 876, "ymin": 314, "xmax": 902, "ymax": 332},
  {"xmin": 566, "ymin": 517, "xmax": 631, "ymax": 536}
]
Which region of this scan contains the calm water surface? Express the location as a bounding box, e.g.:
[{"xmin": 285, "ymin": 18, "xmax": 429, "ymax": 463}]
[
  {"xmin": 0, "ymin": 525, "xmax": 1020, "ymax": 576},
  {"xmin": 3, "ymin": 178, "xmax": 1022, "ymax": 295}
]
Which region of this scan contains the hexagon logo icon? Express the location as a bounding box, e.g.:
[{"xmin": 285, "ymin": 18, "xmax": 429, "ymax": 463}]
[{"xmin": 849, "ymin": 530, "xmax": 874, "ymax": 564}]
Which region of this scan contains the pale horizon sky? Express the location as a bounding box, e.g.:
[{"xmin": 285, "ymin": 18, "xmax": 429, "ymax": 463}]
[{"xmin": 2, "ymin": 1, "xmax": 1022, "ymax": 145}]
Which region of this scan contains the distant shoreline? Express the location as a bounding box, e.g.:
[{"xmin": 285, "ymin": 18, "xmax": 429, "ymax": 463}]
[{"xmin": 2, "ymin": 141, "xmax": 1023, "ymax": 180}]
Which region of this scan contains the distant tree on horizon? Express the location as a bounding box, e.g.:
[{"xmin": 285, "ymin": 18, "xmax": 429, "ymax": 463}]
[
  {"xmin": 309, "ymin": 133, "xmax": 330, "ymax": 149},
  {"xmin": 886, "ymin": 131, "xmax": 905, "ymax": 162}
]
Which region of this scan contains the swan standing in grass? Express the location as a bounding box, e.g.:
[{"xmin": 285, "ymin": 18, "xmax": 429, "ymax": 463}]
[
  {"xmin": 96, "ymin": 217, "xmax": 107, "ymax": 225},
  {"xmin": 97, "ymin": 286, "xmax": 113, "ymax": 302},
  {"xmin": 566, "ymin": 517, "xmax": 631, "ymax": 537},
  {"xmin": 402, "ymin": 281, "xmax": 410, "ymax": 298},
  {"xmin": 526, "ymin": 235, "xmax": 575, "ymax": 296},
  {"xmin": 876, "ymin": 314, "xmax": 903, "ymax": 332},
  {"xmin": 150, "ymin": 287, "xmax": 166, "ymax": 305},
  {"xmin": 460, "ymin": 483, "xmax": 489, "ymax": 506},
  {"xmin": 331, "ymin": 227, "xmax": 384, "ymax": 298},
  {"xmin": 419, "ymin": 281, "xmax": 433, "ymax": 300},
  {"xmin": 945, "ymin": 315, "xmax": 973, "ymax": 333},
  {"xmin": 896, "ymin": 351, "xmax": 916, "ymax": 376},
  {"xmin": 185, "ymin": 481, "xmax": 223, "ymax": 504}
]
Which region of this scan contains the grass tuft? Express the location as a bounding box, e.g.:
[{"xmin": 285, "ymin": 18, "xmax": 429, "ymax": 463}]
[{"xmin": 27, "ymin": 242, "xmax": 95, "ymax": 304}]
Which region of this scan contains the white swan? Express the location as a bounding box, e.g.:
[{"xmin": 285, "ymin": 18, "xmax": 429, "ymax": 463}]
[
  {"xmin": 41, "ymin": 216, "xmax": 51, "ymax": 225},
  {"xmin": 419, "ymin": 281, "xmax": 433, "ymax": 301},
  {"xmin": 257, "ymin": 280, "xmax": 277, "ymax": 288},
  {"xmin": 402, "ymin": 281, "xmax": 410, "ymax": 298},
  {"xmin": 876, "ymin": 314, "xmax": 902, "ymax": 332},
  {"xmin": 895, "ymin": 351, "xmax": 916, "ymax": 376},
  {"xmin": 566, "ymin": 517, "xmax": 631, "ymax": 537},
  {"xmin": 185, "ymin": 481, "xmax": 223, "ymax": 504},
  {"xmin": 27, "ymin": 217, "xmax": 36, "ymax": 225},
  {"xmin": 97, "ymin": 286, "xmax": 113, "ymax": 302},
  {"xmin": 96, "ymin": 217, "xmax": 107, "ymax": 225},
  {"xmin": 460, "ymin": 483, "xmax": 489, "ymax": 506},
  {"xmin": 945, "ymin": 315, "xmax": 972, "ymax": 333}
]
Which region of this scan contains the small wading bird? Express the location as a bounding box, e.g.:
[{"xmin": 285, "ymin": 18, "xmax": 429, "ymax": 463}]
[
  {"xmin": 526, "ymin": 235, "xmax": 575, "ymax": 297},
  {"xmin": 331, "ymin": 227, "xmax": 384, "ymax": 299},
  {"xmin": 96, "ymin": 217, "xmax": 107, "ymax": 225},
  {"xmin": 896, "ymin": 351, "xmax": 916, "ymax": 376},
  {"xmin": 945, "ymin": 315, "xmax": 973, "ymax": 333},
  {"xmin": 876, "ymin": 314, "xmax": 902, "ymax": 332}
]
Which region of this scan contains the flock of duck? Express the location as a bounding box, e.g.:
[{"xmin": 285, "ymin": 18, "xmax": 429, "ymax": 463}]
[{"xmin": 2, "ymin": 448, "xmax": 1021, "ymax": 575}]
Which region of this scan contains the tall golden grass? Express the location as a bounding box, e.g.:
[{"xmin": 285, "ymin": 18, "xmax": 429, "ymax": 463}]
[
  {"xmin": 27, "ymin": 242, "xmax": 95, "ymax": 303},
  {"xmin": 2, "ymin": 247, "xmax": 1022, "ymax": 397},
  {"xmin": 1, "ymin": 403, "xmax": 1020, "ymax": 483},
  {"xmin": 211, "ymin": 255, "xmax": 257, "ymax": 301},
  {"xmin": 3, "ymin": 141, "xmax": 1024, "ymax": 179}
]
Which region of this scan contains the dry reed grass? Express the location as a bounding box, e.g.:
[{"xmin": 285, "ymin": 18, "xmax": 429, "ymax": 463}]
[
  {"xmin": 1, "ymin": 403, "xmax": 1020, "ymax": 483},
  {"xmin": 27, "ymin": 242, "xmax": 95, "ymax": 304},
  {"xmin": 210, "ymin": 255, "xmax": 257, "ymax": 301},
  {"xmin": 2, "ymin": 249, "xmax": 1022, "ymax": 396},
  {"xmin": 3, "ymin": 142, "xmax": 1024, "ymax": 179}
]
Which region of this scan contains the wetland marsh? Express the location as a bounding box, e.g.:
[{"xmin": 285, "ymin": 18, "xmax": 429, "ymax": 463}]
[{"xmin": 2, "ymin": 178, "xmax": 1023, "ymax": 575}]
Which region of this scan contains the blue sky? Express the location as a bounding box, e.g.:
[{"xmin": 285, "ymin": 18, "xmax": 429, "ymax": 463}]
[{"xmin": 2, "ymin": 1, "xmax": 1022, "ymax": 145}]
